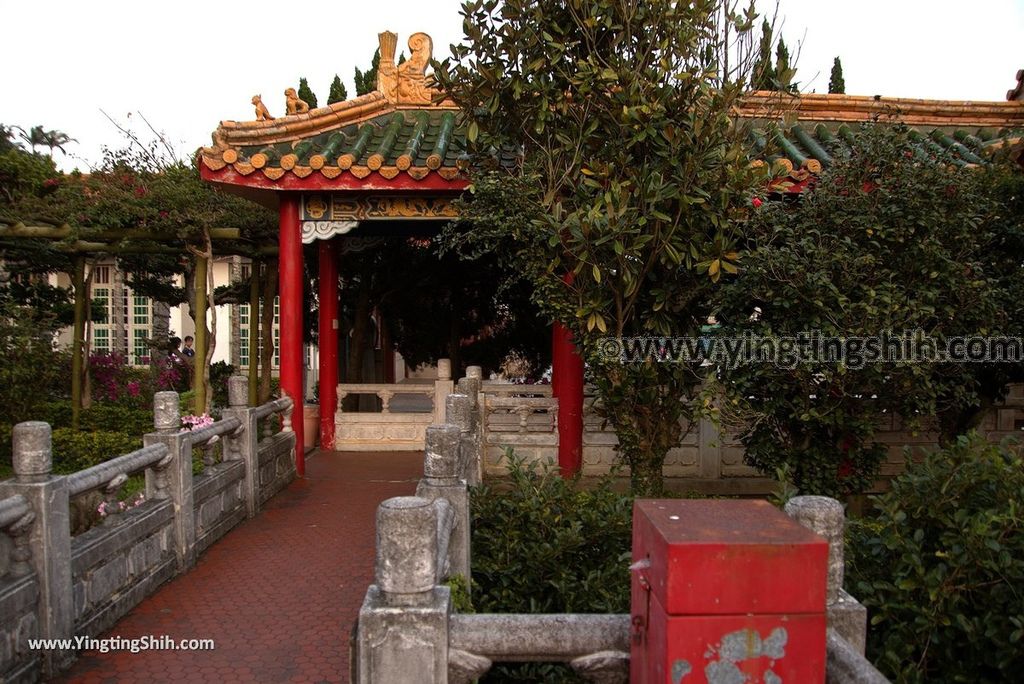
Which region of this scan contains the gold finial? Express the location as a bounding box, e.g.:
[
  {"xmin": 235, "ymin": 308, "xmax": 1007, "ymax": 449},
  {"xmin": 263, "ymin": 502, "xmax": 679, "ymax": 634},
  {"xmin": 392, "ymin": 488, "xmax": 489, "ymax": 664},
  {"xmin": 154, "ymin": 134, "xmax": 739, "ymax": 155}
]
[
  {"xmin": 252, "ymin": 94, "xmax": 274, "ymax": 121},
  {"xmin": 377, "ymin": 31, "xmax": 437, "ymax": 105},
  {"xmin": 284, "ymin": 88, "xmax": 310, "ymax": 115}
]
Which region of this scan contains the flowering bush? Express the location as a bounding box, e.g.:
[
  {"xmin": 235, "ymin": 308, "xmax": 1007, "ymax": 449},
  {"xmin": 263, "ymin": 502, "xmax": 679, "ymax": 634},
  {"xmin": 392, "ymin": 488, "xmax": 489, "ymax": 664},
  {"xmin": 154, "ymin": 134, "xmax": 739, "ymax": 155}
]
[
  {"xmin": 97, "ymin": 491, "xmax": 145, "ymax": 518},
  {"xmin": 180, "ymin": 414, "xmax": 214, "ymax": 431}
]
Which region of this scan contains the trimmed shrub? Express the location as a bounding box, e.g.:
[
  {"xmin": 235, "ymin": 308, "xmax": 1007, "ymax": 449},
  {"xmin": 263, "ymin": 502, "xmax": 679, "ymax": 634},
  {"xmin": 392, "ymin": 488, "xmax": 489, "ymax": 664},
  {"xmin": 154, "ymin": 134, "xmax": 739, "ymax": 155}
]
[
  {"xmin": 80, "ymin": 404, "xmax": 153, "ymax": 437},
  {"xmin": 470, "ymin": 452, "xmax": 632, "ymax": 682},
  {"xmin": 847, "ymin": 433, "xmax": 1024, "ymax": 683},
  {"xmin": 471, "ymin": 452, "xmax": 632, "ymax": 614},
  {"xmin": 50, "ymin": 428, "xmax": 142, "ymax": 473}
]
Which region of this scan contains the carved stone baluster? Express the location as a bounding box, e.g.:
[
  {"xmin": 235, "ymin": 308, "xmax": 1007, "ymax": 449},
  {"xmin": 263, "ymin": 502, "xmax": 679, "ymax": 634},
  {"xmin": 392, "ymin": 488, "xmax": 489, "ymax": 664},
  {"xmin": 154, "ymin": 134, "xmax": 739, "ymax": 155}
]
[
  {"xmin": 102, "ymin": 473, "xmax": 128, "ymax": 525},
  {"xmin": 378, "ymin": 389, "xmax": 395, "ymax": 414},
  {"xmin": 516, "ymin": 404, "xmax": 532, "ymax": 432},
  {"xmin": 550, "ymin": 404, "xmax": 560, "ymax": 433},
  {"xmin": 282, "ymin": 410, "xmax": 292, "ymax": 433},
  {"xmin": 7, "ymin": 511, "xmax": 36, "ymax": 577},
  {"xmin": 203, "ymin": 442, "xmax": 217, "ymax": 469}
]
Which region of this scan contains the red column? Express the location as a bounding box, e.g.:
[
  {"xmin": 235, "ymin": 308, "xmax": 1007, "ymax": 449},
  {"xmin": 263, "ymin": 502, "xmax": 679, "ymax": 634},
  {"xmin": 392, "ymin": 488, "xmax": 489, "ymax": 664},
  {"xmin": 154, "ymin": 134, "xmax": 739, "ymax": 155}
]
[
  {"xmin": 552, "ymin": 321, "xmax": 584, "ymax": 476},
  {"xmin": 279, "ymin": 194, "xmax": 305, "ymax": 476},
  {"xmin": 318, "ymin": 240, "xmax": 338, "ymax": 451}
]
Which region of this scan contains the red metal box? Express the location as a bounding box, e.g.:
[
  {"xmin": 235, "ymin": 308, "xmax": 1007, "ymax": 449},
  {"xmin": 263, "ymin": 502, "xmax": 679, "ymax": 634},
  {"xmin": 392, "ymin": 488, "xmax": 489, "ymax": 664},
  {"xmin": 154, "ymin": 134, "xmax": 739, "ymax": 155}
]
[{"xmin": 630, "ymin": 499, "xmax": 828, "ymax": 683}]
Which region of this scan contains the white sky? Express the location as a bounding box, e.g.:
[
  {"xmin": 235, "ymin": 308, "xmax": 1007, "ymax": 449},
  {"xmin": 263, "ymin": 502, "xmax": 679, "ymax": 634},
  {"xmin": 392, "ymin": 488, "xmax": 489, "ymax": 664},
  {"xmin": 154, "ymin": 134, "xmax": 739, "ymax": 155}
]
[{"xmin": 1, "ymin": 0, "xmax": 1021, "ymax": 172}]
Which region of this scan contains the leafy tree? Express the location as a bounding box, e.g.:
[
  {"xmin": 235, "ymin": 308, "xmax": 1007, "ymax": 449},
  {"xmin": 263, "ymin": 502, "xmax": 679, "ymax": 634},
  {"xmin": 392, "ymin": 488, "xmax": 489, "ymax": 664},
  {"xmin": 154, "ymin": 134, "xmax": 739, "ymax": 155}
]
[
  {"xmin": 828, "ymin": 56, "xmax": 846, "ymax": 94},
  {"xmin": 714, "ymin": 124, "xmax": 1022, "ymax": 496},
  {"xmin": 437, "ymin": 0, "xmax": 761, "ymax": 494},
  {"xmin": 327, "ymin": 74, "xmax": 348, "ymax": 104},
  {"xmin": 354, "ymin": 49, "xmax": 381, "ymax": 96},
  {"xmin": 297, "ymin": 77, "xmax": 318, "ymax": 109},
  {"xmin": 750, "ymin": 20, "xmax": 774, "ymax": 90}
]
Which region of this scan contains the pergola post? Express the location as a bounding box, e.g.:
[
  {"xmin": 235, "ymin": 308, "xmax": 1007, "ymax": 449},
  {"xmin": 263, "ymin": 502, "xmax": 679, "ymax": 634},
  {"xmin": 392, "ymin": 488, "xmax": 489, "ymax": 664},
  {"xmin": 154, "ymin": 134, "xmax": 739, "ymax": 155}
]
[
  {"xmin": 318, "ymin": 240, "xmax": 339, "ymax": 450},
  {"xmin": 279, "ymin": 195, "xmax": 305, "ymax": 476},
  {"xmin": 552, "ymin": 322, "xmax": 584, "ymax": 476}
]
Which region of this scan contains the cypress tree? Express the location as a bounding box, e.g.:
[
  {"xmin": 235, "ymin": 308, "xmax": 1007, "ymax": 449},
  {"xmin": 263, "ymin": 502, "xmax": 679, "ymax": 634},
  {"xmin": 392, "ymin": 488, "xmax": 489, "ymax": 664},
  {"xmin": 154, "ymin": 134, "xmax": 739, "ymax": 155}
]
[
  {"xmin": 327, "ymin": 74, "xmax": 348, "ymax": 104},
  {"xmin": 354, "ymin": 49, "xmax": 381, "ymax": 96},
  {"xmin": 775, "ymin": 37, "xmax": 797, "ymax": 92},
  {"xmin": 297, "ymin": 77, "xmax": 318, "ymax": 108},
  {"xmin": 750, "ymin": 20, "xmax": 774, "ymax": 91},
  {"xmin": 828, "ymin": 57, "xmax": 846, "ymax": 94}
]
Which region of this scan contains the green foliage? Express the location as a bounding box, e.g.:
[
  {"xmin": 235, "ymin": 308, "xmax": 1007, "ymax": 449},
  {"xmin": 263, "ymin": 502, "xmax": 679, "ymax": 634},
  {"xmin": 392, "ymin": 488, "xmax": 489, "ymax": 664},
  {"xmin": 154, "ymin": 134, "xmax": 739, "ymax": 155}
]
[
  {"xmin": 80, "ymin": 404, "xmax": 153, "ymax": 438},
  {"xmin": 0, "ymin": 295, "xmax": 70, "ymax": 427},
  {"xmin": 846, "ymin": 434, "xmax": 1024, "ymax": 683},
  {"xmin": 437, "ymin": 0, "xmax": 762, "ymax": 494},
  {"xmin": 714, "ymin": 124, "xmax": 1021, "ymax": 496},
  {"xmin": 471, "ymin": 452, "xmax": 632, "ymax": 683},
  {"xmin": 327, "ymin": 74, "xmax": 348, "ymax": 104},
  {"xmin": 750, "ymin": 20, "xmax": 774, "ymax": 90},
  {"xmin": 354, "ymin": 49, "xmax": 380, "ymax": 97},
  {"xmin": 471, "ymin": 452, "xmax": 632, "ymax": 614},
  {"xmin": 828, "ymin": 56, "xmax": 846, "ymax": 94},
  {"xmin": 444, "ymin": 574, "xmax": 474, "ymax": 614},
  {"xmin": 0, "ymin": 142, "xmax": 59, "ymax": 203},
  {"xmin": 209, "ymin": 361, "xmax": 235, "ymax": 408},
  {"xmin": 774, "ymin": 36, "xmax": 797, "ymax": 92},
  {"xmin": 50, "ymin": 428, "xmax": 141, "ymax": 473},
  {"xmin": 297, "ymin": 77, "xmax": 318, "ymax": 109}
]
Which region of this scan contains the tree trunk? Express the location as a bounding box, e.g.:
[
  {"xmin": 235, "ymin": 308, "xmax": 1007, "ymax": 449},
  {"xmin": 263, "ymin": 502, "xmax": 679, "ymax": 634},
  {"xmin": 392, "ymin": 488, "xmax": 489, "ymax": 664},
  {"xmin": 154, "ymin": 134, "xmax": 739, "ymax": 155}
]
[
  {"xmin": 258, "ymin": 259, "xmax": 278, "ymax": 404},
  {"xmin": 628, "ymin": 453, "xmax": 668, "ymax": 497},
  {"xmin": 202, "ymin": 234, "xmax": 217, "ymax": 413},
  {"xmin": 70, "ymin": 257, "xmax": 87, "ymax": 430},
  {"xmin": 192, "ymin": 253, "xmax": 208, "ymax": 413},
  {"xmin": 112, "ymin": 267, "xmax": 126, "ymax": 359},
  {"xmin": 150, "ymin": 299, "xmax": 170, "ymax": 385},
  {"xmin": 248, "ymin": 262, "xmax": 260, "ymax": 406}
]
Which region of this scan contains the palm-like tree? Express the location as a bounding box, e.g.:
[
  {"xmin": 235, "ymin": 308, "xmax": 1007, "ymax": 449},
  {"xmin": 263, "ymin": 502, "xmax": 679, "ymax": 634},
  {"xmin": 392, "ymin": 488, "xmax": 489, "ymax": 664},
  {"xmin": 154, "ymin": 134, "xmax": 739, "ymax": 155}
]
[
  {"xmin": 19, "ymin": 125, "xmax": 47, "ymax": 153},
  {"xmin": 42, "ymin": 129, "xmax": 75, "ymax": 156},
  {"xmin": 17, "ymin": 125, "xmax": 74, "ymax": 156}
]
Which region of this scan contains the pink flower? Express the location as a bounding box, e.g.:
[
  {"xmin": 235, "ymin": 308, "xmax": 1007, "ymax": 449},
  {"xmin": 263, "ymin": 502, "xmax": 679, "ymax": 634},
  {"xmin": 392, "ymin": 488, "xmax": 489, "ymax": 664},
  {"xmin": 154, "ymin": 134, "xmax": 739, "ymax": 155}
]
[
  {"xmin": 752, "ymin": 197, "xmax": 763, "ymax": 208},
  {"xmin": 127, "ymin": 381, "xmax": 141, "ymax": 397}
]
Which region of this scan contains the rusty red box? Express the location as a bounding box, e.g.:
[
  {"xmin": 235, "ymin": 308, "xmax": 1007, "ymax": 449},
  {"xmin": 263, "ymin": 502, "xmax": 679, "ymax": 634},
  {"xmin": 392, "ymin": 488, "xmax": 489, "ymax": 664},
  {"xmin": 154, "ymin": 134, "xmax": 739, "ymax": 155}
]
[{"xmin": 630, "ymin": 499, "xmax": 828, "ymax": 683}]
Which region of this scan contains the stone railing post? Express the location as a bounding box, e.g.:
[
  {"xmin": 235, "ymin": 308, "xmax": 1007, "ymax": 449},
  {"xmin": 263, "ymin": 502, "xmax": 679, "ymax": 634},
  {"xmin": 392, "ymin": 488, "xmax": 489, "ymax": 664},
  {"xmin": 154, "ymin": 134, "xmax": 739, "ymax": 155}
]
[
  {"xmin": 357, "ymin": 497, "xmax": 451, "ymax": 683},
  {"xmin": 456, "ymin": 367, "xmax": 484, "ymax": 485},
  {"xmin": 416, "ymin": 424, "xmax": 470, "ymax": 582},
  {"xmin": 222, "ymin": 376, "xmax": 260, "ymax": 518},
  {"xmin": 143, "ymin": 391, "xmax": 196, "ymax": 571},
  {"xmin": 785, "ymin": 495, "xmax": 868, "ymax": 654},
  {"xmin": 0, "ymin": 422, "xmax": 74, "ymax": 675},
  {"xmin": 446, "ymin": 393, "xmax": 481, "ymax": 487},
  {"xmin": 433, "ymin": 358, "xmax": 455, "ymax": 423}
]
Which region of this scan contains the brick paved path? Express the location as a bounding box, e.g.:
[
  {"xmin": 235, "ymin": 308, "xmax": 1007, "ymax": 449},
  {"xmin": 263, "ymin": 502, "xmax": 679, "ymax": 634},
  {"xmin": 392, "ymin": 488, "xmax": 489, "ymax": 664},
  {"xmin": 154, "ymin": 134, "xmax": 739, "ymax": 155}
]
[{"xmin": 56, "ymin": 450, "xmax": 422, "ymax": 684}]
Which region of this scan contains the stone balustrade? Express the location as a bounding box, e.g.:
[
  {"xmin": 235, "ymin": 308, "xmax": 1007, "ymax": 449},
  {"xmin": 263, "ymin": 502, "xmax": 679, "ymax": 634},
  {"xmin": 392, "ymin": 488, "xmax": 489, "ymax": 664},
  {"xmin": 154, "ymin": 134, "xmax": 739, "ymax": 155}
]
[
  {"xmin": 333, "ymin": 359, "xmax": 455, "ymax": 451},
  {"xmin": 356, "ymin": 369, "xmax": 890, "ymax": 683},
  {"xmin": 0, "ymin": 378, "xmax": 295, "ymax": 681}
]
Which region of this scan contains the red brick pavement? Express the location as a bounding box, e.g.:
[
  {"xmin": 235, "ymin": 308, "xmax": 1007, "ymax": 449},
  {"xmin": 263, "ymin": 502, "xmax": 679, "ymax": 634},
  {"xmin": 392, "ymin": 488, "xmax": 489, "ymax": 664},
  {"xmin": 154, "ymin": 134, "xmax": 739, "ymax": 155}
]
[{"xmin": 55, "ymin": 450, "xmax": 422, "ymax": 684}]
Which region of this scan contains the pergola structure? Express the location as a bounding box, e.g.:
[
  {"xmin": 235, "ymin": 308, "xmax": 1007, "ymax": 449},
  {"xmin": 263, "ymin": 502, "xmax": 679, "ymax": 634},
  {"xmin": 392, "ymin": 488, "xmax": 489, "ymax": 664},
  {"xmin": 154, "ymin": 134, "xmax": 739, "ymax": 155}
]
[{"xmin": 200, "ymin": 28, "xmax": 1024, "ymax": 476}]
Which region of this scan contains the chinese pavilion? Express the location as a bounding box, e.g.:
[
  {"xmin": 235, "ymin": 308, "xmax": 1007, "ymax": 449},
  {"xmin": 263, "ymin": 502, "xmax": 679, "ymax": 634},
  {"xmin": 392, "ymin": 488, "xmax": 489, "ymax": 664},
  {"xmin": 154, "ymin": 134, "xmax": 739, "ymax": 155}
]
[{"xmin": 200, "ymin": 30, "xmax": 1024, "ymax": 475}]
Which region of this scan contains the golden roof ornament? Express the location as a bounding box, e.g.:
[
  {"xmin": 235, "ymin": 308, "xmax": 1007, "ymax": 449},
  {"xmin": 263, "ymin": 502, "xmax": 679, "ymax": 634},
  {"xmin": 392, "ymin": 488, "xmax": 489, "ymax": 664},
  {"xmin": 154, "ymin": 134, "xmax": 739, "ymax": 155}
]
[
  {"xmin": 285, "ymin": 88, "xmax": 310, "ymax": 115},
  {"xmin": 251, "ymin": 95, "xmax": 274, "ymax": 121},
  {"xmin": 377, "ymin": 31, "xmax": 438, "ymax": 105}
]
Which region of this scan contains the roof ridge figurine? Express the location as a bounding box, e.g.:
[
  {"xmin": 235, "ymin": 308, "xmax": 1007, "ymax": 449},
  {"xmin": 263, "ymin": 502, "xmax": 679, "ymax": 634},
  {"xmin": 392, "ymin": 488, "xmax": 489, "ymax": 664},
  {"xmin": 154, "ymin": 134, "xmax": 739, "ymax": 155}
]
[
  {"xmin": 285, "ymin": 88, "xmax": 310, "ymax": 115},
  {"xmin": 376, "ymin": 31, "xmax": 438, "ymax": 106}
]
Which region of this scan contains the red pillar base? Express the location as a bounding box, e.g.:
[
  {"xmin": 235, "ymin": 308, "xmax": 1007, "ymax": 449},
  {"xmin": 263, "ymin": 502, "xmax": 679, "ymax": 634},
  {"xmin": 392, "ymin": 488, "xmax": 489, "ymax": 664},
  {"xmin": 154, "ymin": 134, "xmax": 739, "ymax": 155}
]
[
  {"xmin": 279, "ymin": 195, "xmax": 305, "ymax": 476},
  {"xmin": 552, "ymin": 322, "xmax": 584, "ymax": 476}
]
